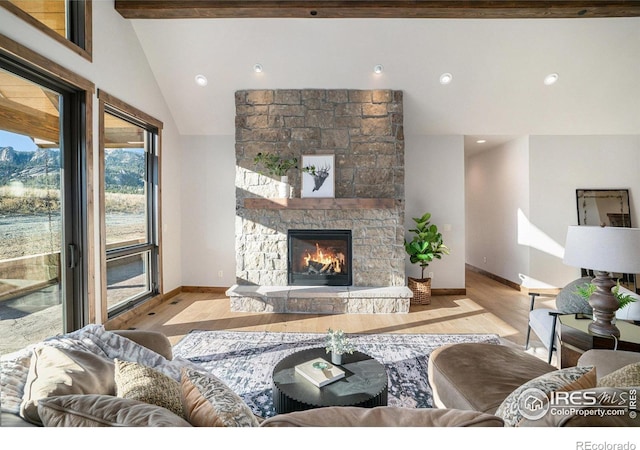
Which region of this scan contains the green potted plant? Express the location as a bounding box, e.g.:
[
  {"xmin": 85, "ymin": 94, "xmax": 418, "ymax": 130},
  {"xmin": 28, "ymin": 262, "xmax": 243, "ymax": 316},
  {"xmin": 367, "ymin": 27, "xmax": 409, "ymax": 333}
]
[
  {"xmin": 404, "ymin": 212, "xmax": 450, "ymax": 305},
  {"xmin": 253, "ymin": 152, "xmax": 298, "ymax": 198},
  {"xmin": 324, "ymin": 328, "xmax": 355, "ymax": 365}
]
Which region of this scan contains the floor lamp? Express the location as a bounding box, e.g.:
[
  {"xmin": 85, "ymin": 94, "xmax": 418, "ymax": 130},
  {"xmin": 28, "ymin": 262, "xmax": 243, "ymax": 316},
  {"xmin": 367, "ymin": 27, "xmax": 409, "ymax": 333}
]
[{"xmin": 563, "ymin": 225, "xmax": 640, "ymax": 338}]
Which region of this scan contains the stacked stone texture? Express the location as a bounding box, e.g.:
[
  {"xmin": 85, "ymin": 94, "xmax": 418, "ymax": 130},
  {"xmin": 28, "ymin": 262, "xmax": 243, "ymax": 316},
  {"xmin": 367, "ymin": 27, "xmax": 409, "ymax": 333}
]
[{"xmin": 235, "ymin": 89, "xmax": 405, "ymax": 288}]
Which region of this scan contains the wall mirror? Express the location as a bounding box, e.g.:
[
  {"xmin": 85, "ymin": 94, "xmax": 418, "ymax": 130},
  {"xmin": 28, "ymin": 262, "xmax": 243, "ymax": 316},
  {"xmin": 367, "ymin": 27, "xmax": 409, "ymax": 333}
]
[
  {"xmin": 576, "ymin": 189, "xmax": 631, "ymax": 227},
  {"xmin": 576, "ymin": 189, "xmax": 636, "ymax": 291}
]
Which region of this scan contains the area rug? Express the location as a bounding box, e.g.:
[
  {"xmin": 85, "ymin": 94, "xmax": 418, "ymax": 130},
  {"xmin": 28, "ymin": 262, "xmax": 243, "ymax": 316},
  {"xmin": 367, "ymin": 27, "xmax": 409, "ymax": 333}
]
[{"xmin": 172, "ymin": 330, "xmax": 501, "ymax": 418}]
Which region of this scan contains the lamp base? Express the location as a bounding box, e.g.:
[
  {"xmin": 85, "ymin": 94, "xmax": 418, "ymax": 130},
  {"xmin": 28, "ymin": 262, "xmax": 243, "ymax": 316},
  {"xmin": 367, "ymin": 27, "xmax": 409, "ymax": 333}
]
[
  {"xmin": 588, "ymin": 317, "xmax": 620, "ymax": 338},
  {"xmin": 588, "ymin": 271, "xmax": 621, "ymax": 338}
]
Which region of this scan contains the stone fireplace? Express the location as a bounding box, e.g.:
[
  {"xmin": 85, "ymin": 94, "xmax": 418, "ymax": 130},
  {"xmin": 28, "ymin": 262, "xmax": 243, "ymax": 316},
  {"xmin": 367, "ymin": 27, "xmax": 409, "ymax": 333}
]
[
  {"xmin": 288, "ymin": 229, "xmax": 352, "ymax": 286},
  {"xmin": 227, "ymin": 89, "xmax": 412, "ymax": 313}
]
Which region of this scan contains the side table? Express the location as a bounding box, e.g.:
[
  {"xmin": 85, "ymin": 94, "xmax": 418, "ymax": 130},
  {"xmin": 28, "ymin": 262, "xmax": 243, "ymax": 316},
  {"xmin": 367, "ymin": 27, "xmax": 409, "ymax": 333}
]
[
  {"xmin": 272, "ymin": 347, "xmax": 388, "ymax": 414},
  {"xmin": 558, "ymin": 314, "xmax": 640, "ymax": 368}
]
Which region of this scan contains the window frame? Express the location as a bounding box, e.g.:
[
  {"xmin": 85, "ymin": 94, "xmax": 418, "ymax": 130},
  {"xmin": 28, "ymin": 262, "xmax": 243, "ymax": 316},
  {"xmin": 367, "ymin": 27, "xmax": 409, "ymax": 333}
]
[
  {"xmin": 0, "ymin": 0, "xmax": 93, "ymax": 61},
  {"xmin": 98, "ymin": 90, "xmax": 163, "ymax": 320},
  {"xmin": 0, "ymin": 32, "xmax": 94, "ymax": 330}
]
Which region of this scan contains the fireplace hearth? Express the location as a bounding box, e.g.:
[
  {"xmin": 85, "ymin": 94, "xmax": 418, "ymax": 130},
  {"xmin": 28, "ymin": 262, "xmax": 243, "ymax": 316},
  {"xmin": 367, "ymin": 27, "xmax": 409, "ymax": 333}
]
[{"xmin": 288, "ymin": 229, "xmax": 352, "ymax": 286}]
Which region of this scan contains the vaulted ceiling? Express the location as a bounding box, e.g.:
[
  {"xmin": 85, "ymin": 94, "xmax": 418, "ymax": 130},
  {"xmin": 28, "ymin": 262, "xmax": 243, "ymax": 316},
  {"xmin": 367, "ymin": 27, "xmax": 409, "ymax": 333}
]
[{"xmin": 117, "ymin": 2, "xmax": 640, "ymax": 147}]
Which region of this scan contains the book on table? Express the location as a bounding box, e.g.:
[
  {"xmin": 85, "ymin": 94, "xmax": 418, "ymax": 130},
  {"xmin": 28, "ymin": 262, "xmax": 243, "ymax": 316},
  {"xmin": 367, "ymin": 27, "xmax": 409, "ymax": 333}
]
[{"xmin": 294, "ymin": 357, "xmax": 345, "ymax": 387}]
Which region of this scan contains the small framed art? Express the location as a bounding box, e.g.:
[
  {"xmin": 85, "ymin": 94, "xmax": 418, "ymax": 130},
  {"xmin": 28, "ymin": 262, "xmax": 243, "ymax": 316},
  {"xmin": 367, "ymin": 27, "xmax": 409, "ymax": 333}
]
[{"xmin": 301, "ymin": 154, "xmax": 335, "ymax": 198}]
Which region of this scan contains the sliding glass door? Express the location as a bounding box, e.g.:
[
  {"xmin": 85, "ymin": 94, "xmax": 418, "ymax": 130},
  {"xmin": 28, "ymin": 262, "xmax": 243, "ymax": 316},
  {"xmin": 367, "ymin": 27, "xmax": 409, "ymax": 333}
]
[{"xmin": 0, "ymin": 62, "xmax": 86, "ymax": 354}]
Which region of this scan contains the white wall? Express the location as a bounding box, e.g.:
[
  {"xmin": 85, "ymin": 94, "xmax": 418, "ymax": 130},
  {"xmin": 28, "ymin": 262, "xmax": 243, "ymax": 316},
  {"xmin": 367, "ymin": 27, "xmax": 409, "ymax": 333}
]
[
  {"xmin": 0, "ymin": 2, "xmax": 183, "ymax": 321},
  {"xmin": 405, "ymin": 135, "xmax": 465, "ymax": 289},
  {"xmin": 465, "ymin": 137, "xmax": 531, "ymax": 286},
  {"xmin": 179, "ymin": 134, "xmax": 468, "ymax": 290},
  {"xmin": 180, "ymin": 135, "xmax": 236, "ymax": 287},
  {"xmin": 528, "ymin": 135, "xmax": 640, "ymax": 288},
  {"xmin": 464, "ymin": 135, "xmax": 640, "ymax": 291}
]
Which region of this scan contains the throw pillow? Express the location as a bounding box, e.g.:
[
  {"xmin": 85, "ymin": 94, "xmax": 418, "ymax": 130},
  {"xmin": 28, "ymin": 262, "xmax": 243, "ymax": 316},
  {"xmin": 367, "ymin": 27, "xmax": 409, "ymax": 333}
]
[
  {"xmin": 597, "ymin": 362, "xmax": 640, "ymax": 388},
  {"xmin": 181, "ymin": 367, "xmax": 260, "ymax": 427},
  {"xmin": 38, "ymin": 394, "xmax": 191, "ymax": 427},
  {"xmin": 20, "ymin": 345, "xmax": 115, "ymax": 425},
  {"xmin": 555, "ymin": 366, "xmax": 597, "ymax": 392},
  {"xmin": 114, "ymin": 359, "xmax": 184, "ymax": 418},
  {"xmin": 495, "ymin": 365, "xmax": 595, "ymax": 427}
]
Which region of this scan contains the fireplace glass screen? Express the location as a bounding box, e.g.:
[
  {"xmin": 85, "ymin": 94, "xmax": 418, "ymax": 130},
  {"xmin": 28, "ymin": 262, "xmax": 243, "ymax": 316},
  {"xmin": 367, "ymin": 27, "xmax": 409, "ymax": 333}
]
[{"xmin": 287, "ymin": 229, "xmax": 352, "ymax": 286}]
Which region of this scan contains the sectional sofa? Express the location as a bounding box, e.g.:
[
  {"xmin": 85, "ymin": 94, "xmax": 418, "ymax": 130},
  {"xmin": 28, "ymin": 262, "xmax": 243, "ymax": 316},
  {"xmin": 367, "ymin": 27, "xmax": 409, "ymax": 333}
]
[{"xmin": 1, "ymin": 325, "xmax": 638, "ymax": 427}]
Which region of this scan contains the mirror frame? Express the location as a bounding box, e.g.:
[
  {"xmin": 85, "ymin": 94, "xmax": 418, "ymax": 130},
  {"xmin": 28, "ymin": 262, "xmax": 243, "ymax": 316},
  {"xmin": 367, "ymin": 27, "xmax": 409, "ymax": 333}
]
[
  {"xmin": 576, "ymin": 189, "xmax": 631, "ymax": 227},
  {"xmin": 576, "ymin": 188, "xmax": 635, "ymax": 292}
]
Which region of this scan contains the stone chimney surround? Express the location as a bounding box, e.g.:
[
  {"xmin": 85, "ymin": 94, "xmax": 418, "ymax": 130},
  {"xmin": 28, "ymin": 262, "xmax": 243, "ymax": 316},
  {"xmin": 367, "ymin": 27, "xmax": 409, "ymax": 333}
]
[{"xmin": 227, "ymin": 89, "xmax": 412, "ymax": 313}]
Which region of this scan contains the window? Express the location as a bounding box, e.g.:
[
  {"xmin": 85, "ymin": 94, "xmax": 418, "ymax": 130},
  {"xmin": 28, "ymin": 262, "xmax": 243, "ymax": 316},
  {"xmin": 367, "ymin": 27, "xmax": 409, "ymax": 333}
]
[
  {"xmin": 98, "ymin": 91, "xmax": 161, "ymax": 319},
  {"xmin": 0, "ymin": 40, "xmax": 91, "ymax": 354},
  {"xmin": 1, "ymin": 1, "xmax": 92, "ymax": 60}
]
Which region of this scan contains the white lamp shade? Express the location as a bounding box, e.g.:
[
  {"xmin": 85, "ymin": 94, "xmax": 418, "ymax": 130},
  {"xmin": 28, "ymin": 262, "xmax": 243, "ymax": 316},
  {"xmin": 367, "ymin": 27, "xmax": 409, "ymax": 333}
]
[{"xmin": 563, "ymin": 226, "xmax": 640, "ymax": 274}]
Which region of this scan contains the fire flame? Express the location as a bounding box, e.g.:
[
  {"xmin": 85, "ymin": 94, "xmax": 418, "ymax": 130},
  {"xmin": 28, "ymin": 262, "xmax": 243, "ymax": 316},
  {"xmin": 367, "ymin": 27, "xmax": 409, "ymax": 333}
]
[{"xmin": 303, "ymin": 243, "xmax": 345, "ymax": 273}]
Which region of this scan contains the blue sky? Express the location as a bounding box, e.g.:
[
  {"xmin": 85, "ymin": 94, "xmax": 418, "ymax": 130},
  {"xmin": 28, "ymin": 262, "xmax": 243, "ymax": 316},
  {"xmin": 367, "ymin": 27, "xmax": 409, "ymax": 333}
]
[{"xmin": 0, "ymin": 130, "xmax": 37, "ymax": 152}]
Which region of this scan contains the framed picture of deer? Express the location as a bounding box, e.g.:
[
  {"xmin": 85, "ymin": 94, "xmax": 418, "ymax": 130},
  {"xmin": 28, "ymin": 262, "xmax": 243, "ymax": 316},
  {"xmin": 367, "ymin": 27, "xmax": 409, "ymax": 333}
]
[{"xmin": 301, "ymin": 154, "xmax": 335, "ymax": 198}]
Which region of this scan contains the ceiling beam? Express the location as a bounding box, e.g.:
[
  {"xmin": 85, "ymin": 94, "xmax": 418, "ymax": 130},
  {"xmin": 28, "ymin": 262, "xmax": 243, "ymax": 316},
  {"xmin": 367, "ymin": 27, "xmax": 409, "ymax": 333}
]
[
  {"xmin": 0, "ymin": 97, "xmax": 59, "ymax": 144},
  {"xmin": 114, "ymin": 1, "xmax": 640, "ymax": 19}
]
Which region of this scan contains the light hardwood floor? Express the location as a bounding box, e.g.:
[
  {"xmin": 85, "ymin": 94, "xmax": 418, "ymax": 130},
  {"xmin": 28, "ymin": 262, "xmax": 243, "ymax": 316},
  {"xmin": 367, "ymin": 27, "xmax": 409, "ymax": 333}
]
[{"xmin": 124, "ymin": 269, "xmax": 559, "ymax": 362}]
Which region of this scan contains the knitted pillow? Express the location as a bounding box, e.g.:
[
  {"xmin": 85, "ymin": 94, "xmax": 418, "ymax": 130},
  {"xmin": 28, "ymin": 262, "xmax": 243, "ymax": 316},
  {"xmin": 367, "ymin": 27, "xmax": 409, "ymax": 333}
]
[
  {"xmin": 597, "ymin": 362, "xmax": 640, "ymax": 388},
  {"xmin": 114, "ymin": 359, "xmax": 184, "ymax": 418}
]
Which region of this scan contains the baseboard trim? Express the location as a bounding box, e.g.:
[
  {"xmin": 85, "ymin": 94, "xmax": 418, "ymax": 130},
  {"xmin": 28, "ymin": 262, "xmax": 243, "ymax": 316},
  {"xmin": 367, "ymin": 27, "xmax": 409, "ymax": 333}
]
[
  {"xmin": 104, "ymin": 286, "xmax": 229, "ymax": 329},
  {"xmin": 164, "ymin": 286, "xmax": 182, "ymax": 300},
  {"xmin": 105, "ymin": 292, "xmax": 166, "ymax": 330},
  {"xmin": 181, "ymin": 286, "xmax": 229, "ymax": 294},
  {"xmin": 466, "ymin": 264, "xmax": 521, "ymax": 291},
  {"xmin": 432, "ymin": 288, "xmax": 466, "ymax": 296}
]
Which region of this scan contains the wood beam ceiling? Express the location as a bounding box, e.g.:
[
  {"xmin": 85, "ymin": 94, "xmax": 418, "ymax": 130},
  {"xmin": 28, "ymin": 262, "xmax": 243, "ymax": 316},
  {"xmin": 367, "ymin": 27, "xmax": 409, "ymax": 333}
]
[{"xmin": 114, "ymin": 1, "xmax": 640, "ymax": 19}]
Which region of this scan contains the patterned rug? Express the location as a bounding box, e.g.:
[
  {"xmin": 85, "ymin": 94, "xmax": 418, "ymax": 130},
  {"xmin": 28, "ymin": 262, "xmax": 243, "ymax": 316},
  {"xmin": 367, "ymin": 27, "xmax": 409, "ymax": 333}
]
[{"xmin": 173, "ymin": 330, "xmax": 501, "ymax": 418}]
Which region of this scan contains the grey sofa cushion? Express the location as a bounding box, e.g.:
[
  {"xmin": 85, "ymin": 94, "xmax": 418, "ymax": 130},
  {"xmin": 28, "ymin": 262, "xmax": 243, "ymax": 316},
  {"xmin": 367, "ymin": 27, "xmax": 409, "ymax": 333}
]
[
  {"xmin": 427, "ymin": 343, "xmax": 556, "ymax": 415},
  {"xmin": 260, "ymin": 406, "xmax": 504, "ymax": 427},
  {"xmin": 37, "ymin": 394, "xmax": 191, "ymax": 427},
  {"xmin": 578, "ymin": 349, "xmax": 640, "ymax": 379},
  {"xmin": 20, "ymin": 346, "xmax": 115, "ymax": 426}
]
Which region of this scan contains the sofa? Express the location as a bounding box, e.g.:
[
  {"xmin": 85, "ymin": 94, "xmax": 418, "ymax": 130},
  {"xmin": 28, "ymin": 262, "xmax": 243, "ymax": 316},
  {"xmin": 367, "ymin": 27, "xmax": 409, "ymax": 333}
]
[
  {"xmin": 2, "ymin": 325, "xmax": 638, "ymax": 427},
  {"xmin": 0, "ymin": 325, "xmax": 502, "ymax": 427},
  {"xmin": 428, "ymin": 342, "xmax": 640, "ymax": 427}
]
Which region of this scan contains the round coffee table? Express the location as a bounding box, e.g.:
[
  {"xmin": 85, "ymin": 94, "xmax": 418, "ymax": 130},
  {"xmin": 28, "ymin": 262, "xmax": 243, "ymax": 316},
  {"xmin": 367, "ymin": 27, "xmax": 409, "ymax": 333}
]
[{"xmin": 272, "ymin": 347, "xmax": 388, "ymax": 414}]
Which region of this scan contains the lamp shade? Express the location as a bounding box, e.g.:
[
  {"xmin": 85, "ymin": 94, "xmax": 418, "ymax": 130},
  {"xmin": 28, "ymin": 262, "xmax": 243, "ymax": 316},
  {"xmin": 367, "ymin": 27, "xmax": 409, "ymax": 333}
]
[{"xmin": 563, "ymin": 226, "xmax": 640, "ymax": 274}]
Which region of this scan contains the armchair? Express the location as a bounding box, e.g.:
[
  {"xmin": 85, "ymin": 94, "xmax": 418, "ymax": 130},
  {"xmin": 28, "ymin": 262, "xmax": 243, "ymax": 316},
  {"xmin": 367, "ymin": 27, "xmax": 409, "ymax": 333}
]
[{"xmin": 525, "ymin": 277, "xmax": 593, "ymax": 364}]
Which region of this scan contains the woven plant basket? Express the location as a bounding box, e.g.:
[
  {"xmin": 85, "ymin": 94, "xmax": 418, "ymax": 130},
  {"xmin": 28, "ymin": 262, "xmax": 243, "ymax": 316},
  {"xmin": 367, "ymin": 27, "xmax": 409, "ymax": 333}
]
[{"xmin": 408, "ymin": 277, "xmax": 432, "ymax": 305}]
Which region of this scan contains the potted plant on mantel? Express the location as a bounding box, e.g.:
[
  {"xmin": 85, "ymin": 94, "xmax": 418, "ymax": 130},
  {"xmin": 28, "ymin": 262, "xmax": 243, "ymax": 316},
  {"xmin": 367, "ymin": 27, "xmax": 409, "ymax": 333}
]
[
  {"xmin": 253, "ymin": 152, "xmax": 298, "ymax": 198},
  {"xmin": 404, "ymin": 212, "xmax": 450, "ymax": 305}
]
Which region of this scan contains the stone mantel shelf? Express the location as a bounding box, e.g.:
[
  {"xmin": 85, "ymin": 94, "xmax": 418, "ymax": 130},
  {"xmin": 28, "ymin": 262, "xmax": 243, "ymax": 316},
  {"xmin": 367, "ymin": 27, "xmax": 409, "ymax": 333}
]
[{"xmin": 243, "ymin": 198, "xmax": 401, "ymax": 210}]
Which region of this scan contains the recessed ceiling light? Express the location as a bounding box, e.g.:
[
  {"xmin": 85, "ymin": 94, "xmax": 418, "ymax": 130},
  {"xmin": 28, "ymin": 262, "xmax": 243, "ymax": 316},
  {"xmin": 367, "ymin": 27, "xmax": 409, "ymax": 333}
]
[
  {"xmin": 476, "ymin": 139, "xmax": 486, "ymax": 144},
  {"xmin": 544, "ymin": 73, "xmax": 559, "ymax": 85},
  {"xmin": 253, "ymin": 63, "xmax": 263, "ymax": 73},
  {"xmin": 440, "ymin": 73, "xmax": 453, "ymax": 85},
  {"xmin": 373, "ymin": 64, "xmax": 384, "ymax": 74},
  {"xmin": 194, "ymin": 74, "xmax": 208, "ymax": 87}
]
